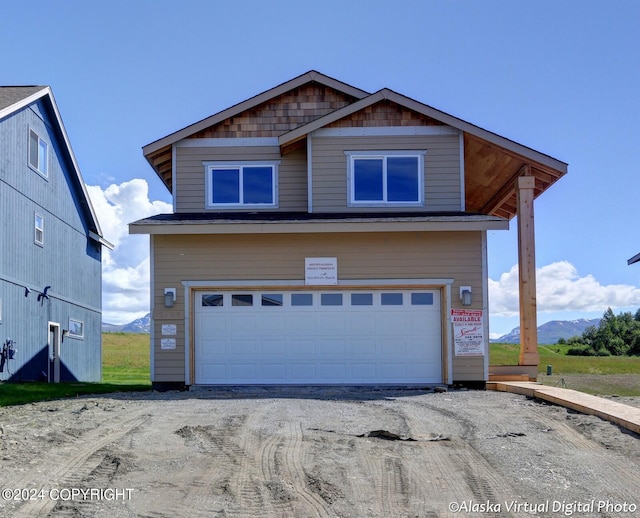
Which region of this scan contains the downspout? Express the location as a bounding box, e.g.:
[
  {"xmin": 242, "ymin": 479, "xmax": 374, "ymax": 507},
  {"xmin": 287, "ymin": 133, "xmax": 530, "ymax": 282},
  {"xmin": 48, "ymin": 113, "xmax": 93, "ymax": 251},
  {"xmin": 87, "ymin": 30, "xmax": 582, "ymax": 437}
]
[{"xmin": 307, "ymin": 134, "xmax": 313, "ymax": 213}]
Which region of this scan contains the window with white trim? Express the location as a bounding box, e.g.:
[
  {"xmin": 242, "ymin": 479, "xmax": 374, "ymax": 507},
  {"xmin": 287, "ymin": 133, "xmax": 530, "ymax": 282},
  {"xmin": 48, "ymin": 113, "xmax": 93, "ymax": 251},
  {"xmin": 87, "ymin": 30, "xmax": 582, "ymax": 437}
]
[
  {"xmin": 34, "ymin": 213, "xmax": 44, "ymax": 246},
  {"xmin": 205, "ymin": 161, "xmax": 279, "ymax": 208},
  {"xmin": 29, "ymin": 129, "xmax": 48, "ymax": 177},
  {"xmin": 68, "ymin": 319, "xmax": 84, "ymax": 339},
  {"xmin": 346, "ymin": 151, "xmax": 425, "ymax": 206}
]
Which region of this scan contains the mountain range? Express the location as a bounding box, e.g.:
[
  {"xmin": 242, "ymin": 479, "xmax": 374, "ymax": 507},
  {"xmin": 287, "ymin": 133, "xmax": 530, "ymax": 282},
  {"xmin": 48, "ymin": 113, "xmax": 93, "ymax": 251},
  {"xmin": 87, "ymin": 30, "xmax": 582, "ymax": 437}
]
[
  {"xmin": 492, "ymin": 318, "xmax": 601, "ymax": 344},
  {"xmin": 102, "ymin": 313, "xmax": 151, "ymax": 334}
]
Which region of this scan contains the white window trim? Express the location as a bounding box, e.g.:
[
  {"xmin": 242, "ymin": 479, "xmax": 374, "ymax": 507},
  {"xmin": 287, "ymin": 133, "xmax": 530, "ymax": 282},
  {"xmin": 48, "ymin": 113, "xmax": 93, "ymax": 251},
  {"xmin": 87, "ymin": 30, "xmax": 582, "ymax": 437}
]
[
  {"xmin": 204, "ymin": 161, "xmax": 280, "ymax": 209},
  {"xmin": 345, "ymin": 150, "xmax": 426, "ymax": 207},
  {"xmin": 28, "ymin": 128, "xmax": 48, "ymax": 178},
  {"xmin": 34, "ymin": 212, "xmax": 44, "ymax": 246},
  {"xmin": 68, "ymin": 318, "xmax": 85, "ymax": 339}
]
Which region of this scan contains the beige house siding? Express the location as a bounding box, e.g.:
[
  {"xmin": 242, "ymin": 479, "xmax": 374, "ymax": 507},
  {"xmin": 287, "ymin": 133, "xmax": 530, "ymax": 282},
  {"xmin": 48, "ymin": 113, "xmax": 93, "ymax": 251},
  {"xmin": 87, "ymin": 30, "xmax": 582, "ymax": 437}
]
[
  {"xmin": 312, "ymin": 134, "xmax": 461, "ymax": 212},
  {"xmin": 150, "ymin": 231, "xmax": 485, "ymax": 383},
  {"xmin": 175, "ymin": 145, "xmax": 307, "ymax": 212}
]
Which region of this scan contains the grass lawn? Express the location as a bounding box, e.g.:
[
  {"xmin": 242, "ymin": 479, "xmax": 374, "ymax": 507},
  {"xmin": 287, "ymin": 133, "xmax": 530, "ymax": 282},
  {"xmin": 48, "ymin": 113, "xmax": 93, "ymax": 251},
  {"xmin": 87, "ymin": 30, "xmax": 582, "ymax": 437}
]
[
  {"xmin": 0, "ymin": 333, "xmax": 151, "ymax": 407},
  {"xmin": 490, "ymin": 342, "xmax": 640, "ymax": 396}
]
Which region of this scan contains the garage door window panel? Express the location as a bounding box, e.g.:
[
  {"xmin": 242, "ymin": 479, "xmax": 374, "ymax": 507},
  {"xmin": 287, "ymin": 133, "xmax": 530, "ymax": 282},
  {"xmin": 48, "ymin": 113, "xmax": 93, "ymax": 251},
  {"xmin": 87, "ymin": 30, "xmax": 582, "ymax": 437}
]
[
  {"xmin": 381, "ymin": 293, "xmax": 403, "ymax": 305},
  {"xmin": 262, "ymin": 294, "xmax": 283, "ymax": 306},
  {"xmin": 202, "ymin": 294, "xmax": 224, "ymax": 307},
  {"xmin": 411, "ymin": 292, "xmax": 434, "ymax": 305},
  {"xmin": 351, "ymin": 293, "xmax": 373, "ymax": 306},
  {"xmin": 291, "ymin": 293, "xmax": 313, "ymax": 306},
  {"xmin": 321, "ymin": 293, "xmax": 343, "ymax": 306},
  {"xmin": 232, "ymin": 294, "xmax": 253, "ymax": 306}
]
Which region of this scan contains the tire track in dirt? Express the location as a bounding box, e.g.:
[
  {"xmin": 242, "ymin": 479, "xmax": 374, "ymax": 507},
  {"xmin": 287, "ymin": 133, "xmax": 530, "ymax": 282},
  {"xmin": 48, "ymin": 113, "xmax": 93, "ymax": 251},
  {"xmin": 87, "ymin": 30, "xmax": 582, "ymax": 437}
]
[
  {"xmin": 6, "ymin": 411, "xmax": 147, "ymax": 518},
  {"xmin": 48, "ymin": 450, "xmax": 132, "ymax": 517},
  {"xmin": 259, "ymin": 422, "xmax": 299, "ymax": 515},
  {"xmin": 389, "ymin": 399, "xmax": 528, "ymax": 517},
  {"xmin": 531, "ymin": 410, "xmax": 640, "ymax": 503},
  {"xmin": 160, "ymin": 415, "xmax": 248, "ymax": 517},
  {"xmin": 280, "ymin": 420, "xmax": 333, "ymax": 517},
  {"xmin": 224, "ymin": 406, "xmax": 277, "ymax": 518}
]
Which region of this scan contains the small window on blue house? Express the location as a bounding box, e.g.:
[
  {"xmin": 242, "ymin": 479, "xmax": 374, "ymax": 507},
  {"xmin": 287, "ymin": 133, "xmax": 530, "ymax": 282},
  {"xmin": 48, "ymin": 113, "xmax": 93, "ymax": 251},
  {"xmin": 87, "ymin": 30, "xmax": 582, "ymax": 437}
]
[
  {"xmin": 68, "ymin": 318, "xmax": 84, "ymax": 339},
  {"xmin": 34, "ymin": 213, "xmax": 44, "ymax": 246},
  {"xmin": 205, "ymin": 162, "xmax": 279, "ymax": 208},
  {"xmin": 346, "ymin": 151, "xmax": 425, "ymax": 206},
  {"xmin": 29, "ymin": 129, "xmax": 48, "ymax": 177}
]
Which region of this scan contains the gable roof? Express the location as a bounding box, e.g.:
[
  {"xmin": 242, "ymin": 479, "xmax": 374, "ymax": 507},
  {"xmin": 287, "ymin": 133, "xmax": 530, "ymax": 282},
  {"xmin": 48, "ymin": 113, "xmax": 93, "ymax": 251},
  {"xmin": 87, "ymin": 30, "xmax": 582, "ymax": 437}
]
[
  {"xmin": 0, "ymin": 86, "xmax": 111, "ymax": 248},
  {"xmin": 142, "ymin": 71, "xmax": 568, "ymax": 219},
  {"xmin": 279, "ymin": 87, "xmax": 565, "ymax": 173},
  {"xmin": 143, "ymin": 70, "xmax": 369, "ymax": 156}
]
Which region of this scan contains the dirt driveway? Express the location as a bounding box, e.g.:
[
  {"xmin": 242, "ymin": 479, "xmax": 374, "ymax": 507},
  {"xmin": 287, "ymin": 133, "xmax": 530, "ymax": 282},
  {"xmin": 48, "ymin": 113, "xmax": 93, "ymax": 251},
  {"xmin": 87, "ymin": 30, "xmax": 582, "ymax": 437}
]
[{"xmin": 1, "ymin": 388, "xmax": 639, "ymax": 517}]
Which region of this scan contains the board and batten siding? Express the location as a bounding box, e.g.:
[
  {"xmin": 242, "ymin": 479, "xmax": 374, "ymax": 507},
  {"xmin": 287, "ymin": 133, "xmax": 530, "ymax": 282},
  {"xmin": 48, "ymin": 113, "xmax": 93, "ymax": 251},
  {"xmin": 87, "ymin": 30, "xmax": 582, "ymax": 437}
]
[
  {"xmin": 174, "ymin": 144, "xmax": 307, "ymax": 212},
  {"xmin": 311, "ymin": 134, "xmax": 462, "ymax": 213},
  {"xmin": 150, "ymin": 231, "xmax": 485, "ymax": 383},
  {"xmin": 0, "ymin": 99, "xmax": 102, "ymax": 382}
]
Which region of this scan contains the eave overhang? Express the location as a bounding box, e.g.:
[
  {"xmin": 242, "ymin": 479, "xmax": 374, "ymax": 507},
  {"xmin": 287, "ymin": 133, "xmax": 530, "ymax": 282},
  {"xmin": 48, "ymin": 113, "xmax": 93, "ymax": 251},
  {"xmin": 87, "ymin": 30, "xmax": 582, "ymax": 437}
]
[
  {"xmin": 278, "ymin": 88, "xmax": 568, "ymax": 220},
  {"xmin": 129, "ymin": 213, "xmax": 508, "ymax": 236},
  {"xmin": 0, "ymin": 86, "xmax": 109, "ymax": 245}
]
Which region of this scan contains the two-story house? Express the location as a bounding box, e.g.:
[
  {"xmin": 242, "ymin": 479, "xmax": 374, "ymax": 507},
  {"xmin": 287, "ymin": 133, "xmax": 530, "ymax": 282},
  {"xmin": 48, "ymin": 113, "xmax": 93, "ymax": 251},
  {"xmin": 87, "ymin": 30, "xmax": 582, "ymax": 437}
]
[
  {"xmin": 131, "ymin": 71, "xmax": 567, "ymax": 390},
  {"xmin": 0, "ymin": 86, "xmax": 111, "ymax": 382}
]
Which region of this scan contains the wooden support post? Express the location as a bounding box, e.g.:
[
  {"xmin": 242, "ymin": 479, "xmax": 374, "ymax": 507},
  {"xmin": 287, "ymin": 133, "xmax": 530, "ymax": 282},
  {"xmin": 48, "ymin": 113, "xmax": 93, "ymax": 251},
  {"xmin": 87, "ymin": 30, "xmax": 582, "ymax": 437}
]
[{"xmin": 516, "ymin": 172, "xmax": 539, "ymax": 366}]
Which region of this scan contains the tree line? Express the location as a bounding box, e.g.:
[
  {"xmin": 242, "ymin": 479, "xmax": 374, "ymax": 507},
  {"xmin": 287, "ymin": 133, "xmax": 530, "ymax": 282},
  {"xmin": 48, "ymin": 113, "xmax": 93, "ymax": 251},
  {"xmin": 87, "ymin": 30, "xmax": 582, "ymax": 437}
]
[{"xmin": 557, "ymin": 308, "xmax": 640, "ymax": 356}]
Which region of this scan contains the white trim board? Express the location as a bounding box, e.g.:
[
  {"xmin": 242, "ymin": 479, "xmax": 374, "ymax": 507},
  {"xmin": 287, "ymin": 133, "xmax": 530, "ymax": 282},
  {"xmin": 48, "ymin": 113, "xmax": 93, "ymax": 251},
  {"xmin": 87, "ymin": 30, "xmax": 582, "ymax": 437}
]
[{"xmin": 313, "ymin": 126, "xmax": 459, "ymax": 138}]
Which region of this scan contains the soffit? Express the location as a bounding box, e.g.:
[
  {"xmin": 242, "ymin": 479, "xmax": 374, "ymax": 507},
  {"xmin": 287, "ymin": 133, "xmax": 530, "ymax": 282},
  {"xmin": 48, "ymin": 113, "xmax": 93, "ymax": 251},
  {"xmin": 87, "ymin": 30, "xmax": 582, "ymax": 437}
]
[{"xmin": 278, "ymin": 88, "xmax": 567, "ymax": 220}]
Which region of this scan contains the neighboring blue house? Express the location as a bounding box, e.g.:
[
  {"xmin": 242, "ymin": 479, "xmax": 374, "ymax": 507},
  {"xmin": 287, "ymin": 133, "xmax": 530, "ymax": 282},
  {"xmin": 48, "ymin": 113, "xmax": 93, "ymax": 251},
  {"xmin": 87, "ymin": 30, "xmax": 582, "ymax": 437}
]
[{"xmin": 0, "ymin": 86, "xmax": 111, "ymax": 382}]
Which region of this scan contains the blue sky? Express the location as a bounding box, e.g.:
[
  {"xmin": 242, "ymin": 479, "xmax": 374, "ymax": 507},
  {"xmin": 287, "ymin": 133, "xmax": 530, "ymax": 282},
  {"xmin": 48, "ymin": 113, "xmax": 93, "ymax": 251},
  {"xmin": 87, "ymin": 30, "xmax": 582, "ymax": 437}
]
[{"xmin": 2, "ymin": 0, "xmax": 639, "ymax": 335}]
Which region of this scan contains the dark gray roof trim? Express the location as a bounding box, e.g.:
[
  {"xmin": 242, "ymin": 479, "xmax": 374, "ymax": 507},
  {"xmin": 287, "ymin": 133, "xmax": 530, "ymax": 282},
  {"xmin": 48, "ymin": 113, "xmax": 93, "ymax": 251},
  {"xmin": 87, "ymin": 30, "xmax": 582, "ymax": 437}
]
[{"xmin": 131, "ymin": 211, "xmax": 504, "ymax": 225}]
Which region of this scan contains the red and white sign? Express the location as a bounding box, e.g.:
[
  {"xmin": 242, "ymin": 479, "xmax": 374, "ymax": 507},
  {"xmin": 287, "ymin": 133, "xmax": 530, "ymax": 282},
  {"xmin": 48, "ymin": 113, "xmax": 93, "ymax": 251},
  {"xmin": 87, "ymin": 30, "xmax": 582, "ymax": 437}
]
[{"xmin": 451, "ymin": 309, "xmax": 485, "ymax": 356}]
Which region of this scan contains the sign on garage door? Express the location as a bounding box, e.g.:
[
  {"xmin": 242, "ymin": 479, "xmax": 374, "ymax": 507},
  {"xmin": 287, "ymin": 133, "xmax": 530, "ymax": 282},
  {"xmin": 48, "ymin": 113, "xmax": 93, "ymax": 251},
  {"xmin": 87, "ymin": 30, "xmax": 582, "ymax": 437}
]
[{"xmin": 194, "ymin": 289, "xmax": 442, "ymax": 385}]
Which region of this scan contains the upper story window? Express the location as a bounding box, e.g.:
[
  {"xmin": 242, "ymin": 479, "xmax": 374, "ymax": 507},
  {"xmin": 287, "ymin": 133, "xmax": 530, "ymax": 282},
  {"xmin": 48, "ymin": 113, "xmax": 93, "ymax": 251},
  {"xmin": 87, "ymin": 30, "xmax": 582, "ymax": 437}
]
[
  {"xmin": 204, "ymin": 161, "xmax": 279, "ymax": 209},
  {"xmin": 346, "ymin": 151, "xmax": 425, "ymax": 206},
  {"xmin": 29, "ymin": 129, "xmax": 48, "ymax": 177},
  {"xmin": 34, "ymin": 213, "xmax": 44, "ymax": 246}
]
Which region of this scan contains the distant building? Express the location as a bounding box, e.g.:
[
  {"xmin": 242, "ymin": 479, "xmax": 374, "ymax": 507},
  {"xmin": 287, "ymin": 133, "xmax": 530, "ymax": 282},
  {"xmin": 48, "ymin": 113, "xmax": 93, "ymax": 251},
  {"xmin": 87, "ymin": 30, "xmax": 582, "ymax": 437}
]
[{"xmin": 0, "ymin": 86, "xmax": 112, "ymax": 382}]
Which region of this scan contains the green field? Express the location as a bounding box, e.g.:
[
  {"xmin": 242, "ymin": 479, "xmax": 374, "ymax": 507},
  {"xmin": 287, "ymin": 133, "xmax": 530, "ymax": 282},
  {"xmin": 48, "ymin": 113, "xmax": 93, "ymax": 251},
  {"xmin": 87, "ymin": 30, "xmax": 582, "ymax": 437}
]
[
  {"xmin": 490, "ymin": 342, "xmax": 640, "ymax": 396},
  {"xmin": 0, "ymin": 333, "xmax": 151, "ymax": 407}
]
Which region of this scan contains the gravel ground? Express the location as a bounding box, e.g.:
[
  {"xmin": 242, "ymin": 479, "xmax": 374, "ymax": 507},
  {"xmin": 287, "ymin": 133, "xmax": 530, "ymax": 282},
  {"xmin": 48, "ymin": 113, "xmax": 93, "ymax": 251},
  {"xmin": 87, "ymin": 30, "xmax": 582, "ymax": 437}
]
[{"xmin": 1, "ymin": 388, "xmax": 639, "ymax": 517}]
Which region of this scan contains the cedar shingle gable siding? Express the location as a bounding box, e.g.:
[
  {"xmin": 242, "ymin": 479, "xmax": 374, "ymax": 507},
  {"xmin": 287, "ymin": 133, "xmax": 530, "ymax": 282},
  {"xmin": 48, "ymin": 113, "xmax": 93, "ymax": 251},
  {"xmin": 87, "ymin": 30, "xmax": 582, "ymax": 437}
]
[
  {"xmin": 190, "ymin": 83, "xmax": 359, "ymax": 139},
  {"xmin": 327, "ymin": 100, "xmax": 443, "ymax": 128}
]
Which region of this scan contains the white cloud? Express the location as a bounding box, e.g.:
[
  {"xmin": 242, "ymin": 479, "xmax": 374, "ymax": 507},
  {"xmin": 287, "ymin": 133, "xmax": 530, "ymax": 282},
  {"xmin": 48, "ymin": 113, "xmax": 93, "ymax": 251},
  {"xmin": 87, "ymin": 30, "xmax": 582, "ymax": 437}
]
[
  {"xmin": 489, "ymin": 260, "xmax": 640, "ymax": 317},
  {"xmin": 87, "ymin": 179, "xmax": 172, "ymax": 324}
]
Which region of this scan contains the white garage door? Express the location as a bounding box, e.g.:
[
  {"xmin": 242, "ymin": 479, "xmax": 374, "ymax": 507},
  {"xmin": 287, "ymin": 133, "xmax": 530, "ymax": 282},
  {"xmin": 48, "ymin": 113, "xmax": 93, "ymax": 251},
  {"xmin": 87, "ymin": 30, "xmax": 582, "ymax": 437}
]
[{"xmin": 194, "ymin": 289, "xmax": 442, "ymax": 385}]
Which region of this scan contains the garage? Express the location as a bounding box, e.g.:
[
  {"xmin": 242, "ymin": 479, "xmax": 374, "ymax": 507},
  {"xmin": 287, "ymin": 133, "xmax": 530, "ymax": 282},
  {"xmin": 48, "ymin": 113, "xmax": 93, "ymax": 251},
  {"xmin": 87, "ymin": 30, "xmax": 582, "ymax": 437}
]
[{"xmin": 194, "ymin": 289, "xmax": 442, "ymax": 385}]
